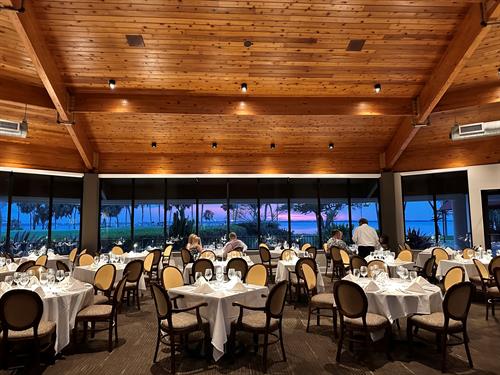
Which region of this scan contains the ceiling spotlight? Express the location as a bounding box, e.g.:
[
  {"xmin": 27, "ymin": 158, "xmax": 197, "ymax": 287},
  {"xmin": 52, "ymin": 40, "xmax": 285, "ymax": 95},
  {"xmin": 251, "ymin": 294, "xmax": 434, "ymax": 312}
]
[
  {"xmin": 108, "ymin": 79, "xmax": 116, "ymax": 90},
  {"xmin": 498, "ymin": 67, "xmax": 500, "ymax": 77},
  {"xmin": 241, "ymin": 83, "xmax": 248, "ymax": 93},
  {"xmin": 270, "ymin": 143, "xmax": 276, "ymax": 149},
  {"xmin": 151, "ymin": 141, "xmax": 157, "ymax": 148},
  {"xmin": 244, "ymin": 40, "xmax": 253, "ymax": 48},
  {"xmin": 328, "ymin": 142, "xmax": 334, "ymax": 150},
  {"xmin": 211, "ymin": 142, "xmax": 218, "ymax": 149},
  {"xmin": 374, "ymin": 83, "xmax": 381, "ymax": 93}
]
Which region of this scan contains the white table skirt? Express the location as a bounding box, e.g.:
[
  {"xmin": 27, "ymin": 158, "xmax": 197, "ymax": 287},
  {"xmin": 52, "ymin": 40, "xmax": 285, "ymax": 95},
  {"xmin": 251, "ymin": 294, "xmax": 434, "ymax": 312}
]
[
  {"xmin": 415, "ymin": 247, "xmax": 453, "ymax": 267},
  {"xmin": 168, "ymin": 283, "xmax": 268, "ymax": 361},
  {"xmin": 275, "ymin": 259, "xmax": 325, "ymax": 292},
  {"xmin": 183, "ymin": 259, "xmax": 254, "ymax": 284},
  {"xmin": 73, "ymin": 264, "xmax": 147, "ymax": 291},
  {"xmin": 17, "ymin": 255, "xmax": 71, "ymax": 270},
  {"xmin": 435, "ymin": 258, "xmax": 489, "ymax": 280}
]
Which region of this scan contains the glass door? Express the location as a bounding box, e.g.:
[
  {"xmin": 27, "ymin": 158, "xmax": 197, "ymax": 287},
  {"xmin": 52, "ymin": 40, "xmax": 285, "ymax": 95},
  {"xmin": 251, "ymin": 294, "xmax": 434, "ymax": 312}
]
[{"xmin": 482, "ymin": 190, "xmax": 500, "ymax": 255}]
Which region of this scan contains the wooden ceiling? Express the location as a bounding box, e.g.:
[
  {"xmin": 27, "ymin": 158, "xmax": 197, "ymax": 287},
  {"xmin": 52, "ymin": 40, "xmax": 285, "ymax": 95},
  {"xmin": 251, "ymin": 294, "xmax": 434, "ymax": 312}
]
[{"xmin": 0, "ymin": 0, "xmax": 499, "ymax": 174}]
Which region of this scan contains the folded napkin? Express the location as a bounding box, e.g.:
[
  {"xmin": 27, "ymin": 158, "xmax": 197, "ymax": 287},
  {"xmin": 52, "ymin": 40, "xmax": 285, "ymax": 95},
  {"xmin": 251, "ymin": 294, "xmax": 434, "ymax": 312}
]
[
  {"xmin": 7, "ymin": 263, "xmax": 17, "ymax": 271},
  {"xmin": 142, "ymin": 250, "xmax": 149, "ymax": 255},
  {"xmin": 406, "ymin": 281, "xmax": 425, "ymax": 293},
  {"xmin": 193, "ymin": 276, "xmax": 207, "ymax": 287},
  {"xmin": 193, "ymin": 282, "xmax": 215, "ymax": 294},
  {"xmin": 364, "ymin": 280, "xmax": 380, "ymax": 292},
  {"xmin": 343, "ymin": 274, "xmax": 357, "ymax": 282},
  {"xmin": 30, "ymin": 285, "xmax": 45, "ymax": 297},
  {"xmin": 229, "ymin": 280, "xmax": 247, "ymax": 292},
  {"xmin": 415, "ymin": 276, "xmax": 433, "ymax": 288}
]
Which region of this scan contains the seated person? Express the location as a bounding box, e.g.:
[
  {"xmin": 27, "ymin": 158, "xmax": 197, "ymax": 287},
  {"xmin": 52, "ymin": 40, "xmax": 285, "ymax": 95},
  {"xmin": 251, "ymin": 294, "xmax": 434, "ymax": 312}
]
[
  {"xmin": 222, "ymin": 232, "xmax": 248, "ymax": 256},
  {"xmin": 186, "ymin": 233, "xmax": 203, "ymax": 255},
  {"xmin": 326, "ymin": 229, "xmax": 350, "ymax": 253}
]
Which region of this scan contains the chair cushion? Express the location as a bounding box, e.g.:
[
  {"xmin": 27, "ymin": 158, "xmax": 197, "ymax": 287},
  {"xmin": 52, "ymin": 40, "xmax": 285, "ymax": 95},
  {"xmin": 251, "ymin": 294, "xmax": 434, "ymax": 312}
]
[
  {"xmin": 344, "ymin": 313, "xmax": 389, "ymax": 330},
  {"xmin": 77, "ymin": 304, "xmax": 113, "ymax": 319},
  {"xmin": 487, "ymin": 286, "xmax": 500, "ymax": 298},
  {"xmin": 93, "ymin": 294, "xmax": 110, "ymax": 305},
  {"xmin": 2, "ymin": 321, "xmax": 56, "ymax": 341},
  {"xmin": 410, "ymin": 312, "xmax": 462, "ymax": 331},
  {"xmin": 311, "ymin": 293, "xmax": 334, "ymax": 308},
  {"xmin": 161, "ymin": 312, "xmax": 207, "ymax": 330},
  {"xmin": 240, "ymin": 312, "xmax": 279, "ymax": 331}
]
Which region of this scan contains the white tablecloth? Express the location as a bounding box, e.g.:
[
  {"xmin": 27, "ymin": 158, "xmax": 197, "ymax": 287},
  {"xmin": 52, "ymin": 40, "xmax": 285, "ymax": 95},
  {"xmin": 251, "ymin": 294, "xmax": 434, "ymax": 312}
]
[
  {"xmin": 435, "ymin": 258, "xmax": 490, "ymax": 280},
  {"xmin": 0, "ymin": 264, "xmax": 17, "ymax": 281},
  {"xmin": 415, "ymin": 247, "xmax": 454, "ymax": 267},
  {"xmin": 183, "ymin": 258, "xmax": 254, "ymax": 284},
  {"xmin": 73, "ymin": 264, "xmax": 147, "ymax": 291},
  {"xmin": 122, "ymin": 251, "xmax": 149, "ymax": 264},
  {"xmin": 269, "ymin": 248, "xmax": 306, "ymax": 259},
  {"xmin": 168, "ymin": 283, "xmax": 268, "ymax": 361},
  {"xmin": 275, "ymin": 258, "xmax": 325, "ymax": 292},
  {"xmin": 17, "ymin": 254, "xmax": 71, "ymax": 270}
]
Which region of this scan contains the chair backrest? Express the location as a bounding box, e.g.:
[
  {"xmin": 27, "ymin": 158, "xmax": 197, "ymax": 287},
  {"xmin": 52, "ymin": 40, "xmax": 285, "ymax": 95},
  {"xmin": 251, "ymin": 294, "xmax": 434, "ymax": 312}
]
[
  {"xmin": 144, "ymin": 252, "xmax": 155, "ymax": 272},
  {"xmin": 16, "ymin": 260, "xmax": 35, "ymax": 272},
  {"xmin": 462, "ymin": 248, "xmax": 474, "ymax": 259},
  {"xmin": 443, "ymin": 281, "xmax": 474, "ymax": 322},
  {"xmin": 200, "ymin": 250, "xmax": 216, "ymax": 261},
  {"xmin": 80, "ymin": 249, "xmax": 88, "ymax": 255},
  {"xmin": 404, "ymin": 243, "xmax": 411, "ymax": 250},
  {"xmin": 398, "ymin": 244, "xmax": 405, "ymax": 251},
  {"xmin": 334, "ymin": 280, "xmax": 367, "ymax": 319},
  {"xmin": 192, "ymin": 258, "xmax": 214, "ymax": 279},
  {"xmin": 397, "ymin": 249, "xmax": 412, "ymax": 262},
  {"xmin": 367, "ymin": 260, "xmax": 386, "ymax": 277},
  {"xmin": 181, "ymin": 248, "xmax": 193, "ymax": 266},
  {"xmin": 35, "ymin": 255, "xmax": 47, "ymax": 266},
  {"xmin": 245, "ymin": 264, "xmax": 268, "ymax": 286},
  {"xmin": 493, "ymin": 267, "xmax": 500, "ymax": 290},
  {"xmin": 124, "ymin": 259, "xmax": 144, "ymax": 282},
  {"xmin": 488, "ymin": 255, "xmax": 500, "ymax": 276},
  {"xmin": 302, "ymin": 263, "xmax": 317, "ymax": 293},
  {"xmin": 295, "ymin": 258, "xmax": 316, "ymax": 281},
  {"xmin": 330, "ymin": 247, "xmax": 343, "ymax": 263},
  {"xmin": 306, "ymin": 246, "xmax": 317, "ymax": 260},
  {"xmin": 69, "ymin": 248, "xmax": 78, "ymax": 263},
  {"xmin": 163, "ymin": 245, "xmax": 173, "ymax": 258},
  {"xmin": 423, "ymin": 255, "xmax": 436, "ymax": 279},
  {"xmin": 94, "ymin": 264, "xmax": 116, "ymax": 293},
  {"xmin": 111, "ymin": 246, "xmax": 124, "ymax": 255},
  {"xmin": 350, "ymin": 255, "xmax": 368, "ymax": 270},
  {"xmin": 151, "ymin": 249, "xmax": 162, "ymax": 265},
  {"xmin": 26, "ymin": 265, "xmax": 47, "ymax": 276},
  {"xmin": 0, "ymin": 289, "xmax": 43, "ymax": 337},
  {"xmin": 259, "ymin": 246, "xmax": 271, "ymax": 263},
  {"xmin": 339, "ymin": 249, "xmax": 349, "ymax": 265},
  {"xmin": 259, "ymin": 243, "xmax": 269, "ymax": 250},
  {"xmin": 265, "ymin": 280, "xmax": 288, "ymax": 318},
  {"xmin": 280, "ymin": 249, "xmax": 295, "ymax": 261},
  {"xmin": 432, "ymin": 247, "xmax": 448, "ymax": 265},
  {"xmin": 473, "ymin": 258, "xmax": 489, "ymax": 280},
  {"xmin": 56, "ymin": 260, "xmax": 70, "ymax": 272},
  {"xmin": 161, "ymin": 266, "xmax": 184, "ymax": 290},
  {"xmin": 150, "ymin": 283, "xmax": 172, "ymax": 323},
  {"xmin": 227, "ymin": 258, "xmax": 249, "ymax": 279},
  {"xmin": 443, "ymin": 266, "xmax": 465, "ymax": 291},
  {"xmin": 301, "ymin": 243, "xmax": 312, "ymax": 252},
  {"xmin": 227, "ymin": 250, "xmax": 243, "ymax": 258},
  {"xmin": 79, "ymin": 253, "xmax": 94, "ymax": 266},
  {"xmin": 112, "ymin": 275, "xmax": 128, "ymax": 308}
]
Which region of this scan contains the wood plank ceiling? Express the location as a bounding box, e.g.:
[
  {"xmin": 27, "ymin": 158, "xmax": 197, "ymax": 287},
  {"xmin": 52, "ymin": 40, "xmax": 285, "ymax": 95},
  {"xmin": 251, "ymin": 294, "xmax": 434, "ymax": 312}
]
[{"xmin": 0, "ymin": 0, "xmax": 498, "ymax": 174}]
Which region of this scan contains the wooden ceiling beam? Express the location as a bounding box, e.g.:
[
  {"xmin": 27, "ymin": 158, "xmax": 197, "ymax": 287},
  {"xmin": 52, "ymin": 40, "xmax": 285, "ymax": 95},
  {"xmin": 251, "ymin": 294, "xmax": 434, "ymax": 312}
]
[
  {"xmin": 383, "ymin": 2, "xmax": 500, "ymax": 169},
  {"xmin": 434, "ymin": 83, "xmax": 500, "ymax": 114},
  {"xmin": 5, "ymin": 0, "xmax": 96, "ymax": 170},
  {"xmin": 0, "ymin": 77, "xmax": 54, "ymax": 110}
]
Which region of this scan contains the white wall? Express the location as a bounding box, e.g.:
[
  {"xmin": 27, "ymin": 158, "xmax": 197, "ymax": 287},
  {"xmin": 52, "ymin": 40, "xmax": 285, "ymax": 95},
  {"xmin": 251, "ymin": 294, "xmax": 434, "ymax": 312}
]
[{"xmin": 396, "ymin": 163, "xmax": 500, "ymax": 248}]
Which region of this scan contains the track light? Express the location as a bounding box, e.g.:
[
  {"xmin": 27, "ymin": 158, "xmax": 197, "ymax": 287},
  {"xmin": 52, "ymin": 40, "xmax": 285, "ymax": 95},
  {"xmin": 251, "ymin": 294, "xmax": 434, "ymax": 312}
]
[
  {"xmin": 108, "ymin": 79, "xmax": 116, "ymax": 90},
  {"xmin": 498, "ymin": 67, "xmax": 500, "ymax": 77},
  {"xmin": 374, "ymin": 83, "xmax": 381, "ymax": 93},
  {"xmin": 212, "ymin": 142, "xmax": 218, "ymax": 149},
  {"xmin": 328, "ymin": 143, "xmax": 334, "ymax": 150},
  {"xmin": 151, "ymin": 141, "xmax": 157, "ymax": 148},
  {"xmin": 243, "ymin": 40, "xmax": 253, "ymax": 48},
  {"xmin": 270, "ymin": 143, "xmax": 276, "ymax": 149},
  {"xmin": 240, "ymin": 83, "xmax": 248, "ymax": 93}
]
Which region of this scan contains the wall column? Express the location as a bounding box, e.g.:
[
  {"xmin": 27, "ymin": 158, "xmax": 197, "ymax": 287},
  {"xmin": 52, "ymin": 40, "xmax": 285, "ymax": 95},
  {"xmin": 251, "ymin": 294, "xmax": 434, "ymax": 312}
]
[
  {"xmin": 379, "ymin": 172, "xmax": 404, "ymax": 250},
  {"xmin": 81, "ymin": 173, "xmax": 99, "ymax": 251}
]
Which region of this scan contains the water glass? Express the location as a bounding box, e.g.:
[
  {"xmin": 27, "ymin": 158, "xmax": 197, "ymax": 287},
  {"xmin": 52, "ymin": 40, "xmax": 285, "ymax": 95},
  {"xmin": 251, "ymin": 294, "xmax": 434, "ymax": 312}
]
[
  {"xmin": 228, "ymin": 268, "xmax": 236, "ymax": 280},
  {"xmin": 0, "ymin": 257, "xmax": 5, "ymax": 268},
  {"xmin": 353, "ymin": 268, "xmax": 360, "ymax": 279},
  {"xmin": 20, "ymin": 273, "xmax": 29, "ymax": 288},
  {"xmin": 65, "ymin": 271, "xmax": 71, "ymax": 280},
  {"xmin": 396, "ymin": 265, "xmax": 405, "ymax": 279},
  {"xmin": 216, "ymin": 268, "xmax": 224, "ymax": 283},
  {"xmin": 56, "ymin": 270, "xmax": 65, "ymax": 283},
  {"xmin": 94, "ymin": 256, "xmax": 100, "ymax": 266},
  {"xmin": 409, "ymin": 271, "xmax": 417, "ymax": 281},
  {"xmin": 204, "ymin": 269, "xmax": 213, "ymax": 281},
  {"xmin": 13, "ymin": 272, "xmax": 21, "ymax": 286},
  {"xmin": 4, "ymin": 275, "xmax": 13, "ymax": 287},
  {"xmin": 47, "ymin": 274, "xmax": 56, "ymax": 289},
  {"xmin": 5, "ymin": 258, "xmax": 11, "ymax": 268},
  {"xmin": 48, "ymin": 268, "xmax": 55, "ymax": 276},
  {"xmin": 401, "ymin": 267, "xmax": 409, "ymax": 280},
  {"xmin": 236, "ymin": 271, "xmax": 242, "ymax": 280},
  {"xmin": 39, "ymin": 272, "xmax": 48, "ymax": 286},
  {"xmin": 360, "ymin": 266, "xmax": 368, "ymax": 278}
]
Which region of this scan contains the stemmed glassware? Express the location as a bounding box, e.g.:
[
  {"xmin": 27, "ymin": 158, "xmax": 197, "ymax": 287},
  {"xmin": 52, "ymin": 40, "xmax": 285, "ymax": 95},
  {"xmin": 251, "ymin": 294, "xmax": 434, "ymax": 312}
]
[
  {"xmin": 0, "ymin": 257, "xmax": 5, "ymax": 269},
  {"xmin": 56, "ymin": 270, "xmax": 65, "ymax": 283},
  {"xmin": 39, "ymin": 272, "xmax": 48, "ymax": 287},
  {"xmin": 13, "ymin": 272, "xmax": 21, "ymax": 287},
  {"xmin": 228, "ymin": 268, "xmax": 236, "ymax": 281},
  {"xmin": 352, "ymin": 268, "xmax": 360, "ymax": 279},
  {"xmin": 360, "ymin": 266, "xmax": 368, "ymax": 278},
  {"xmin": 4, "ymin": 276, "xmax": 13, "ymax": 288},
  {"xmin": 204, "ymin": 269, "xmax": 213, "ymax": 281}
]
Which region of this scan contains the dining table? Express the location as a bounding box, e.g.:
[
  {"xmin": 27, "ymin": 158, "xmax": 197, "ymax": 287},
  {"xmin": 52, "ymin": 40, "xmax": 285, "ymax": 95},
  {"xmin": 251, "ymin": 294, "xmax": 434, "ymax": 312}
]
[
  {"xmin": 364, "ymin": 256, "xmax": 416, "ymax": 278},
  {"xmin": 73, "ymin": 263, "xmax": 147, "ymax": 291},
  {"xmin": 435, "ymin": 257, "xmax": 491, "ymax": 280},
  {"xmin": 415, "ymin": 247, "xmax": 454, "ymax": 267},
  {"xmin": 275, "ymin": 257, "xmax": 325, "ymax": 292},
  {"xmin": 168, "ymin": 280, "xmax": 268, "ymax": 361},
  {"xmin": 183, "ymin": 258, "xmax": 254, "ymax": 284},
  {"xmin": 0, "ymin": 263, "xmax": 18, "ymax": 281},
  {"xmin": 16, "ymin": 253, "xmax": 72, "ymax": 270}
]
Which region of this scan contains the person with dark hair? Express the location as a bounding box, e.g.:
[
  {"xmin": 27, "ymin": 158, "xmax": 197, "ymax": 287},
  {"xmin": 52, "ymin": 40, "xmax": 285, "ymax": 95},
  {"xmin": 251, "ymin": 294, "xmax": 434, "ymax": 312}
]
[
  {"xmin": 326, "ymin": 229, "xmax": 349, "ymax": 252},
  {"xmin": 379, "ymin": 234, "xmax": 390, "ymax": 250},
  {"xmin": 352, "ymin": 218, "xmax": 379, "ymax": 258}
]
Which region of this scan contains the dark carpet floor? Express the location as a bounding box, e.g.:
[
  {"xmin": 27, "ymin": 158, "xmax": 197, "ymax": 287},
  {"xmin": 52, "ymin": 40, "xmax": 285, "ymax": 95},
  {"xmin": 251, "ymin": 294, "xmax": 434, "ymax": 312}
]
[{"xmin": 2, "ymin": 278, "xmax": 500, "ymax": 375}]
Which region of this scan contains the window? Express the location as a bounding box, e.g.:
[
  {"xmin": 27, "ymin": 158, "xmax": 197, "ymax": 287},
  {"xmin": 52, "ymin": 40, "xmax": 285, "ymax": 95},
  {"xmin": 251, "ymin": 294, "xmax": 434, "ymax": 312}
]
[
  {"xmin": 134, "ymin": 179, "xmax": 165, "ymax": 249},
  {"xmin": 166, "ymin": 179, "xmax": 197, "ymax": 247},
  {"xmin": 482, "ymin": 190, "xmax": 500, "ymax": 255},
  {"xmin": 319, "ymin": 179, "xmax": 350, "ymax": 242},
  {"xmin": 289, "ymin": 179, "xmax": 319, "ymax": 246},
  {"xmin": 229, "ymin": 179, "xmax": 259, "ymax": 248},
  {"xmin": 51, "ymin": 176, "xmax": 82, "ymax": 254},
  {"xmin": 0, "ymin": 173, "xmax": 8, "ymax": 252},
  {"xmin": 259, "ymin": 179, "xmax": 289, "ymax": 243},
  {"xmin": 350, "ymin": 178, "xmax": 380, "ymax": 235},
  {"xmin": 9, "ymin": 174, "xmax": 50, "ymax": 256},
  {"xmin": 197, "ymin": 178, "xmax": 228, "ymax": 246},
  {"xmin": 403, "ymin": 171, "xmax": 471, "ymax": 249},
  {"xmin": 100, "ymin": 179, "xmax": 132, "ymax": 251}
]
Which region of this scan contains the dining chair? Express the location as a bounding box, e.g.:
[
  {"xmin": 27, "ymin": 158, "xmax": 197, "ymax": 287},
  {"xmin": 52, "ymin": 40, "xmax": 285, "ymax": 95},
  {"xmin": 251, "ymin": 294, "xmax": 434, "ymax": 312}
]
[
  {"xmin": 16, "ymin": 260, "xmax": 35, "ymax": 272},
  {"xmin": 180, "ymin": 248, "xmax": 193, "ymax": 270},
  {"xmin": 289, "ymin": 258, "xmax": 316, "ymax": 304},
  {"xmin": 227, "ymin": 257, "xmax": 249, "ymax": 280},
  {"xmin": 200, "ymin": 250, "xmax": 216, "ymax": 261},
  {"xmin": 339, "ymin": 249, "xmax": 350, "ymax": 269},
  {"xmin": 432, "ymin": 247, "xmax": 449, "ymax": 265},
  {"xmin": 306, "ymin": 246, "xmax": 318, "ymax": 260},
  {"xmin": 93, "ymin": 264, "xmax": 116, "ymax": 305},
  {"xmin": 191, "ymin": 258, "xmax": 215, "ymax": 283},
  {"xmin": 462, "ymin": 248, "xmax": 474, "ymax": 259},
  {"xmin": 397, "ymin": 249, "xmax": 412, "ymax": 262},
  {"xmin": 56, "ymin": 260, "xmax": 70, "ymax": 272},
  {"xmin": 488, "ymin": 255, "xmax": 500, "ymax": 276},
  {"xmin": 161, "ymin": 266, "xmax": 184, "ymax": 290},
  {"xmin": 229, "ymin": 281, "xmax": 288, "ymax": 373},
  {"xmin": 78, "ymin": 253, "xmax": 94, "ymax": 266},
  {"xmin": 473, "ymin": 258, "xmax": 498, "ymax": 319},
  {"xmin": 143, "ymin": 251, "xmax": 159, "ymax": 285},
  {"xmin": 350, "ymin": 255, "xmax": 367, "ymax": 271},
  {"xmin": 367, "ymin": 260, "xmax": 387, "ymax": 277},
  {"xmin": 404, "ymin": 243, "xmax": 412, "ymax": 250},
  {"xmin": 35, "ymin": 255, "xmax": 48, "ymax": 267},
  {"xmin": 492, "ymin": 267, "xmax": 500, "ymax": 316},
  {"xmin": 123, "ymin": 259, "xmax": 144, "ymax": 310},
  {"xmin": 333, "ymin": 280, "xmax": 391, "ymax": 363},
  {"xmin": 323, "ymin": 243, "xmax": 331, "ymax": 276},
  {"xmin": 443, "ymin": 266, "xmax": 465, "ymax": 291},
  {"xmin": 0, "ymin": 289, "xmax": 56, "ymax": 371},
  {"xmin": 259, "ymin": 243, "xmax": 269, "ymax": 250},
  {"xmin": 407, "ymin": 282, "xmax": 474, "ymax": 373},
  {"xmin": 302, "ymin": 263, "xmax": 337, "ymax": 338},
  {"xmin": 301, "ymin": 243, "xmax": 312, "ymax": 252},
  {"xmin": 227, "ymin": 249, "xmax": 243, "ymax": 258},
  {"xmin": 150, "ymin": 283, "xmax": 210, "ymax": 374},
  {"xmin": 80, "ymin": 249, "xmax": 88, "ymax": 255},
  {"xmin": 111, "ymin": 246, "xmax": 124, "ymax": 255},
  {"xmin": 68, "ymin": 248, "xmax": 78, "ymax": 265},
  {"xmin": 398, "ymin": 244, "xmax": 405, "ymax": 251},
  {"xmin": 330, "ymin": 247, "xmax": 346, "ymax": 281},
  {"xmin": 162, "ymin": 245, "xmax": 173, "ymax": 267},
  {"xmin": 415, "ymin": 255, "xmax": 436, "ymax": 282},
  {"xmin": 280, "ymin": 249, "xmax": 295, "ymax": 261},
  {"xmin": 245, "ymin": 264, "xmax": 268, "ymax": 286},
  {"xmin": 74, "ymin": 276, "xmax": 127, "ymax": 352},
  {"xmin": 259, "ymin": 246, "xmax": 278, "ymax": 281}
]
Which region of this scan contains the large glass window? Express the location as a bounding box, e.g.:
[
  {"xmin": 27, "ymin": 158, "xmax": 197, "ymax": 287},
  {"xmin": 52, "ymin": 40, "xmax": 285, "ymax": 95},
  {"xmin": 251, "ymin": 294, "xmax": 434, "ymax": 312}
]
[
  {"xmin": 197, "ymin": 178, "xmax": 228, "ymax": 246},
  {"xmin": 483, "ymin": 190, "xmax": 500, "ymax": 255},
  {"xmin": 51, "ymin": 177, "xmax": 82, "ymax": 254},
  {"xmin": 100, "ymin": 179, "xmax": 132, "ymax": 251},
  {"xmin": 166, "ymin": 179, "xmax": 197, "ymax": 248},
  {"xmin": 351, "ymin": 178, "xmax": 380, "ymax": 235},
  {"xmin": 229, "ymin": 179, "xmax": 259, "ymax": 249},
  {"xmin": 289, "ymin": 179, "xmax": 319, "ymax": 246},
  {"xmin": 0, "ymin": 173, "xmax": 9, "ymax": 252},
  {"xmin": 9, "ymin": 174, "xmax": 50, "ymax": 256},
  {"xmin": 259, "ymin": 179, "xmax": 289, "ymax": 244},
  {"xmin": 319, "ymin": 179, "xmax": 350, "ymax": 242},
  {"xmin": 134, "ymin": 179, "xmax": 165, "ymax": 249}
]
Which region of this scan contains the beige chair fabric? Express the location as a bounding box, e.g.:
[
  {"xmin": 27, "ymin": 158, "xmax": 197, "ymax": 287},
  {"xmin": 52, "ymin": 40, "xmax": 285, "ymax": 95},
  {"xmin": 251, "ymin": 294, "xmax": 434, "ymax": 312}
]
[
  {"xmin": 79, "ymin": 253, "xmax": 94, "ymax": 266},
  {"xmin": 200, "ymin": 250, "xmax": 216, "ymax": 261},
  {"xmin": 397, "ymin": 250, "xmax": 412, "ymax": 262},
  {"xmin": 443, "ymin": 266, "xmax": 465, "ymax": 291},
  {"xmin": 35, "ymin": 255, "xmax": 48, "ymax": 266},
  {"xmin": 111, "ymin": 246, "xmax": 124, "ymax": 255},
  {"xmin": 245, "ymin": 264, "xmax": 268, "ymax": 286},
  {"xmin": 432, "ymin": 247, "xmax": 448, "ymax": 265},
  {"xmin": 162, "ymin": 266, "xmax": 184, "ymax": 290}
]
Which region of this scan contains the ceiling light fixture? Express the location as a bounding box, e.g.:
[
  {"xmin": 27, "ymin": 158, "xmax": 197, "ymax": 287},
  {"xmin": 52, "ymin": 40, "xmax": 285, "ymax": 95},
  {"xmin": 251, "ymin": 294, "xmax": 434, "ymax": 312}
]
[
  {"xmin": 374, "ymin": 83, "xmax": 381, "ymax": 93},
  {"xmin": 498, "ymin": 67, "xmax": 500, "ymax": 77},
  {"xmin": 151, "ymin": 141, "xmax": 157, "ymax": 148},
  {"xmin": 270, "ymin": 143, "xmax": 276, "ymax": 149},
  {"xmin": 108, "ymin": 79, "xmax": 116, "ymax": 90},
  {"xmin": 328, "ymin": 143, "xmax": 334, "ymax": 150},
  {"xmin": 212, "ymin": 142, "xmax": 218, "ymax": 149},
  {"xmin": 241, "ymin": 83, "xmax": 248, "ymax": 93},
  {"xmin": 244, "ymin": 40, "xmax": 253, "ymax": 48}
]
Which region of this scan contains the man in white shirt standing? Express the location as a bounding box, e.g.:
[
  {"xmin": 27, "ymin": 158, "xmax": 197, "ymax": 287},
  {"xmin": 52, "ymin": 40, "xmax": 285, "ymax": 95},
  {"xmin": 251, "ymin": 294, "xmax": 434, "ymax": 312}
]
[{"xmin": 352, "ymin": 218, "xmax": 379, "ymax": 258}]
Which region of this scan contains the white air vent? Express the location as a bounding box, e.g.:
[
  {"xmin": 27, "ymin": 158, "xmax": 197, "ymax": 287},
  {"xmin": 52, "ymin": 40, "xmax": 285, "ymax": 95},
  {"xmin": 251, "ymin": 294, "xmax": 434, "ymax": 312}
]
[
  {"xmin": 0, "ymin": 119, "xmax": 28, "ymax": 138},
  {"xmin": 458, "ymin": 122, "xmax": 484, "ymax": 135},
  {"xmin": 451, "ymin": 120, "xmax": 500, "ymax": 141}
]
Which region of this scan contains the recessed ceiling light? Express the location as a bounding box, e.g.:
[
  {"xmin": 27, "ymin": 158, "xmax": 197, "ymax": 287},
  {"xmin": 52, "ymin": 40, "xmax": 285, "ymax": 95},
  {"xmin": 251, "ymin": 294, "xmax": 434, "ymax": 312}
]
[
  {"xmin": 212, "ymin": 142, "xmax": 218, "ymax": 149},
  {"xmin": 374, "ymin": 83, "xmax": 381, "ymax": 93},
  {"xmin": 126, "ymin": 34, "xmax": 145, "ymax": 47},
  {"xmin": 328, "ymin": 143, "xmax": 334, "ymax": 150},
  {"xmin": 346, "ymin": 39, "xmax": 365, "ymax": 51},
  {"xmin": 108, "ymin": 79, "xmax": 116, "ymax": 90},
  {"xmin": 151, "ymin": 141, "xmax": 157, "ymax": 148},
  {"xmin": 270, "ymin": 143, "xmax": 276, "ymax": 149},
  {"xmin": 498, "ymin": 67, "xmax": 500, "ymax": 76},
  {"xmin": 244, "ymin": 40, "xmax": 253, "ymax": 48},
  {"xmin": 241, "ymin": 83, "xmax": 248, "ymax": 93}
]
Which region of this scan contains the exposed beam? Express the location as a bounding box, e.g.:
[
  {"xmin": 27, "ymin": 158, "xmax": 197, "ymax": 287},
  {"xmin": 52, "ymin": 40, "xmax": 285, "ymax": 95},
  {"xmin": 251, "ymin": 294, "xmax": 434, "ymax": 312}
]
[
  {"xmin": 5, "ymin": 0, "xmax": 95, "ymax": 170},
  {"xmin": 73, "ymin": 93, "xmax": 412, "ymax": 116},
  {"xmin": 0, "ymin": 78, "xmax": 54, "ymax": 109},
  {"xmin": 383, "ymin": 2, "xmax": 500, "ymax": 169},
  {"xmin": 434, "ymin": 83, "xmax": 500, "ymax": 114}
]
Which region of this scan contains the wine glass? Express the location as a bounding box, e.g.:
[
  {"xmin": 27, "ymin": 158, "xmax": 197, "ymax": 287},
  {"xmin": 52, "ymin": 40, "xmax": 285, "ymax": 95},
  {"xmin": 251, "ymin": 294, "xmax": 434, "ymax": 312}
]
[
  {"xmin": 0, "ymin": 257, "xmax": 5, "ymax": 268},
  {"xmin": 56, "ymin": 270, "xmax": 65, "ymax": 283},
  {"xmin": 360, "ymin": 266, "xmax": 368, "ymax": 278},
  {"xmin": 39, "ymin": 272, "xmax": 48, "ymax": 287},
  {"xmin": 47, "ymin": 274, "xmax": 56, "ymax": 289},
  {"xmin": 216, "ymin": 267, "xmax": 224, "ymax": 283},
  {"xmin": 353, "ymin": 268, "xmax": 360, "ymax": 279},
  {"xmin": 48, "ymin": 268, "xmax": 55, "ymax": 276},
  {"xmin": 409, "ymin": 271, "xmax": 417, "ymax": 281},
  {"xmin": 5, "ymin": 258, "xmax": 12, "ymax": 268},
  {"xmin": 65, "ymin": 271, "xmax": 71, "ymax": 280},
  {"xmin": 195, "ymin": 272, "xmax": 202, "ymax": 283},
  {"xmin": 204, "ymin": 269, "xmax": 213, "ymax": 281},
  {"xmin": 401, "ymin": 267, "xmax": 409, "ymax": 280},
  {"xmin": 236, "ymin": 271, "xmax": 242, "ymax": 280},
  {"xmin": 396, "ymin": 265, "xmax": 405, "ymax": 279},
  {"xmin": 20, "ymin": 273, "xmax": 29, "ymax": 288},
  {"xmin": 4, "ymin": 275, "xmax": 13, "ymax": 287},
  {"xmin": 13, "ymin": 272, "xmax": 21, "ymax": 287},
  {"xmin": 228, "ymin": 268, "xmax": 236, "ymax": 281}
]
